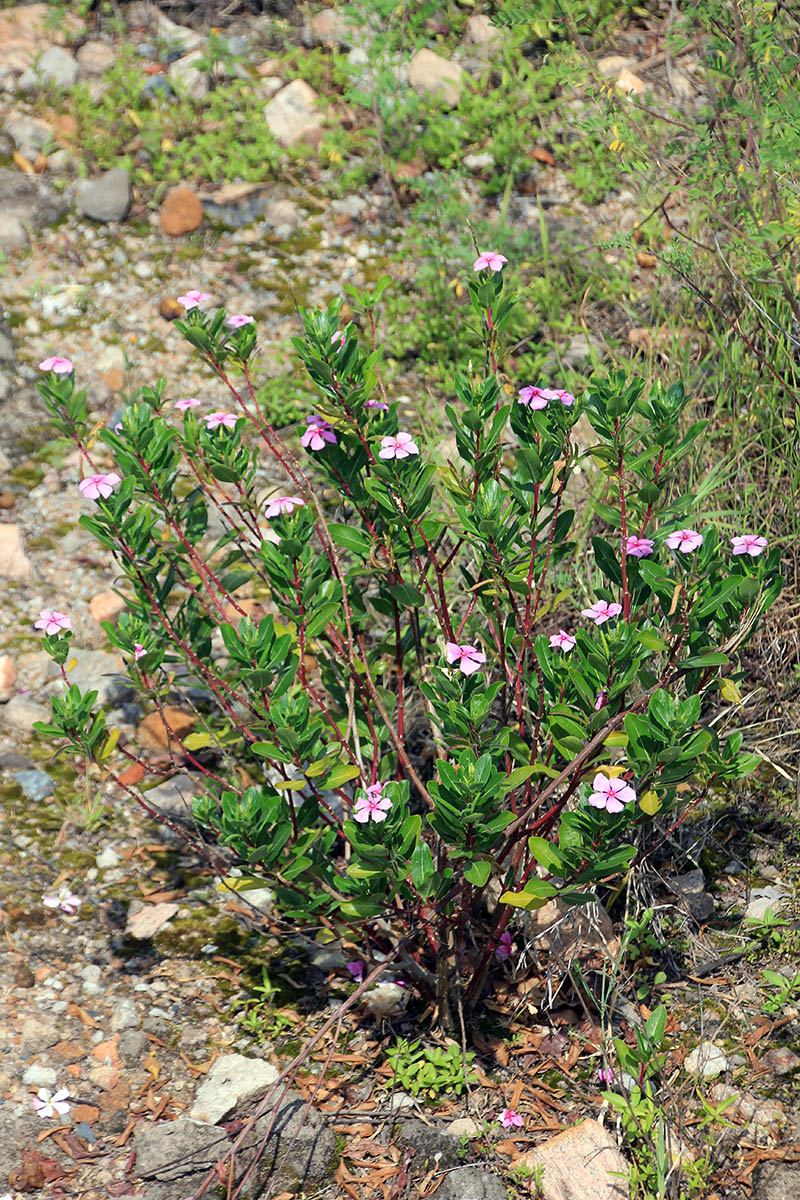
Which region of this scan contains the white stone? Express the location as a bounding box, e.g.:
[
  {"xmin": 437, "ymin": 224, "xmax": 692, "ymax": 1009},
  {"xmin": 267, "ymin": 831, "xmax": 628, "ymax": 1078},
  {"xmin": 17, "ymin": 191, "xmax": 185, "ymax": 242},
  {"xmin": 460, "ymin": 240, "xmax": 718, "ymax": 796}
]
[
  {"xmin": 0, "ymin": 523, "xmax": 31, "ymax": 578},
  {"xmin": 745, "ymin": 886, "xmax": 785, "ymax": 922},
  {"xmin": 155, "ymin": 13, "xmax": 204, "ymax": 53},
  {"xmin": 407, "ymin": 48, "xmax": 462, "ymax": 107},
  {"xmin": 463, "ymin": 15, "xmax": 502, "ymax": 54},
  {"xmin": 684, "ymin": 1041, "xmax": 728, "ymax": 1080},
  {"xmin": 96, "ymin": 846, "xmax": 119, "ymax": 870},
  {"xmin": 597, "ymin": 54, "xmax": 636, "ymax": 78},
  {"xmin": 168, "ymin": 49, "xmax": 209, "ymax": 100},
  {"xmin": 189, "ymin": 1053, "xmax": 279, "ymax": 1124},
  {"xmin": 22, "ymin": 1064, "xmax": 57, "ymax": 1087},
  {"xmin": 264, "ymin": 79, "xmax": 322, "ymax": 147}
]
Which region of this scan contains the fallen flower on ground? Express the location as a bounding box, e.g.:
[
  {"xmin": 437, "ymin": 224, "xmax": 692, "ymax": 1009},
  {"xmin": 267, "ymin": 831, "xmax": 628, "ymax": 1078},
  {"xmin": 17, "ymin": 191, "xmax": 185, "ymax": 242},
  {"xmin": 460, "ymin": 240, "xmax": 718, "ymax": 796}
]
[
  {"xmin": 32, "ymin": 1088, "xmax": 71, "ymax": 1119},
  {"xmin": 43, "ymin": 885, "xmax": 81, "ymax": 914},
  {"xmin": 500, "ymin": 1108, "xmax": 523, "ymax": 1128}
]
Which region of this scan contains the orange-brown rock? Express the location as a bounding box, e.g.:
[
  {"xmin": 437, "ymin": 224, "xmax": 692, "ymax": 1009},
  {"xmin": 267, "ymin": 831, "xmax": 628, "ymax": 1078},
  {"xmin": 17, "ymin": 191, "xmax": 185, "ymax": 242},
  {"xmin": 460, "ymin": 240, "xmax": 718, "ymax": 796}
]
[
  {"xmin": 89, "ymin": 589, "xmax": 127, "ymax": 625},
  {"xmin": 137, "ymin": 706, "xmax": 197, "ymax": 751},
  {"xmin": 159, "ymin": 296, "xmax": 185, "ymax": 320},
  {"xmin": 159, "ymin": 185, "xmax": 204, "ymax": 236}
]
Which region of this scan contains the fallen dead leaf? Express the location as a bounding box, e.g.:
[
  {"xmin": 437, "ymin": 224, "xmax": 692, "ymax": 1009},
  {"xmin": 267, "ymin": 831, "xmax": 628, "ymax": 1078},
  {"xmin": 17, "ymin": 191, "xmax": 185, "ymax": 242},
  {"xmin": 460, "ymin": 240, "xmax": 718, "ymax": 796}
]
[{"xmin": 531, "ymin": 147, "xmax": 555, "ymax": 165}]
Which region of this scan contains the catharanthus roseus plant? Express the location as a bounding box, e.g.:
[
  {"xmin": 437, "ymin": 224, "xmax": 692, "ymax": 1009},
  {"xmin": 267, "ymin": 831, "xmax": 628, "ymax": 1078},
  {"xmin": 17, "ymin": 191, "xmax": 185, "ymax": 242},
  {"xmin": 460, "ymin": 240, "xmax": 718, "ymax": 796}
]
[{"xmin": 34, "ymin": 255, "xmax": 780, "ymax": 1027}]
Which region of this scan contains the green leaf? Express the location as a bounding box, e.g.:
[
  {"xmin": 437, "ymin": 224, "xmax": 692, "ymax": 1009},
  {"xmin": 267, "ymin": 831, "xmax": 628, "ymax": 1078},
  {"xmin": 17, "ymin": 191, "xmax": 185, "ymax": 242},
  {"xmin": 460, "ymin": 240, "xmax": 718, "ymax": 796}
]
[
  {"xmin": 464, "ymin": 860, "xmax": 491, "ymax": 887},
  {"xmin": 411, "ymin": 839, "xmax": 434, "ymax": 890},
  {"xmin": 499, "ymin": 764, "xmax": 537, "ymax": 793},
  {"xmin": 328, "ymin": 522, "xmax": 372, "ymax": 556},
  {"xmin": 183, "ymin": 732, "xmax": 212, "ymax": 750},
  {"xmin": 326, "ymin": 763, "xmax": 362, "ymax": 788},
  {"xmin": 679, "ymin": 652, "xmax": 729, "ymax": 668},
  {"xmin": 527, "ymin": 836, "xmax": 565, "ymax": 875},
  {"xmin": 305, "ymin": 601, "xmax": 340, "ymax": 637}
]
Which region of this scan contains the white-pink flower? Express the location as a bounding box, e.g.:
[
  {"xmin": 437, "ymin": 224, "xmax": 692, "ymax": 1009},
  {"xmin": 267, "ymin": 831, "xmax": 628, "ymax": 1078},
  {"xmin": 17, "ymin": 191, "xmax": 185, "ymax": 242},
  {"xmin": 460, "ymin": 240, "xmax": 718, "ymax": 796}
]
[
  {"xmin": 445, "ymin": 642, "xmax": 486, "ymax": 676},
  {"xmin": 473, "ymin": 251, "xmax": 508, "ymax": 273},
  {"xmin": 353, "ymin": 782, "xmax": 392, "ymax": 823},
  {"xmin": 78, "ymin": 472, "xmax": 121, "ymax": 500},
  {"xmin": 330, "ymin": 329, "xmax": 346, "ymax": 348},
  {"xmin": 32, "ymin": 1088, "xmax": 71, "ymax": 1119},
  {"xmin": 625, "ymin": 535, "xmax": 654, "ymax": 558},
  {"xmin": 133, "ymin": 643, "xmax": 146, "ymax": 661},
  {"xmin": 549, "ymin": 629, "xmax": 576, "ymax": 651},
  {"xmin": 202, "ymin": 411, "xmax": 239, "ymax": 431},
  {"xmin": 732, "ymin": 534, "xmax": 768, "ymax": 557},
  {"xmin": 581, "ymin": 600, "xmax": 623, "ymax": 625},
  {"xmin": 588, "ymin": 772, "xmax": 636, "ymax": 814},
  {"xmin": 518, "ymin": 386, "xmax": 548, "ymax": 410},
  {"xmin": 301, "ymin": 414, "xmax": 337, "ymax": 451},
  {"xmin": 34, "ymin": 610, "xmax": 72, "ymax": 636},
  {"xmin": 177, "ymin": 290, "xmax": 211, "ymax": 310},
  {"xmin": 43, "ymin": 885, "xmax": 81, "ymax": 914},
  {"xmin": 226, "ymin": 314, "xmax": 254, "ymax": 328},
  {"xmin": 666, "ymin": 528, "xmax": 703, "ymax": 553},
  {"xmin": 175, "ymin": 397, "xmax": 202, "ymax": 412},
  {"xmin": 594, "ymin": 690, "xmax": 606, "ymax": 711},
  {"xmin": 38, "ymin": 356, "xmax": 73, "ymax": 375},
  {"xmin": 264, "ymin": 495, "xmax": 305, "ymax": 518},
  {"xmin": 366, "ymin": 399, "xmax": 389, "ymax": 410},
  {"xmin": 500, "ymin": 1108, "xmax": 523, "ymax": 1129},
  {"xmin": 379, "ymin": 432, "xmax": 419, "ymax": 460}
]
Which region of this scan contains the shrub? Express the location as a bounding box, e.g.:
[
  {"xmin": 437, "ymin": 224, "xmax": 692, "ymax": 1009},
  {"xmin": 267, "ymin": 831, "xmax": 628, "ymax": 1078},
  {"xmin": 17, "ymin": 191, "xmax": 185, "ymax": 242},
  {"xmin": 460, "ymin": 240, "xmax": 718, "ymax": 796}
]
[{"xmin": 35, "ymin": 257, "xmax": 779, "ymax": 1027}]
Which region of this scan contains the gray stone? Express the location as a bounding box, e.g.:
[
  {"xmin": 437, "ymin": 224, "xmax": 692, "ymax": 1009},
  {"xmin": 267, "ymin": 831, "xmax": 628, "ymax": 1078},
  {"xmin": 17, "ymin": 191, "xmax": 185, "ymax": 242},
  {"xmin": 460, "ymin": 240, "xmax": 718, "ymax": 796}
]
[
  {"xmin": 331, "ymin": 194, "xmax": 368, "ymax": 219},
  {"xmin": 264, "ymin": 79, "xmax": 322, "ymax": 147},
  {"xmin": 761, "ymin": 1047, "xmax": 800, "ymax": 1076},
  {"xmin": 684, "ymin": 1041, "xmax": 728, "ymax": 1080},
  {"xmin": 563, "ymin": 332, "xmax": 604, "ymax": 366},
  {"xmin": 20, "ymin": 1016, "xmax": 61, "ymax": 1053},
  {"xmin": 395, "ymin": 1118, "xmax": 461, "ymax": 1168},
  {"xmin": 110, "ymin": 997, "xmax": 139, "ymax": 1032},
  {"xmin": 155, "ymin": 13, "xmax": 204, "ymax": 54},
  {"xmin": 666, "ymin": 868, "xmax": 715, "ymax": 922},
  {"xmin": 141, "ymin": 73, "xmax": 174, "ymax": 101},
  {"xmin": 5, "ymin": 114, "xmax": 54, "ymax": 159},
  {"xmin": 754, "ymin": 1163, "xmax": 800, "ymax": 1200},
  {"xmin": 20, "ymin": 45, "xmax": 78, "ymax": 89},
  {"xmin": 12, "ymin": 768, "xmax": 55, "ymax": 801},
  {"xmin": 437, "ymin": 1167, "xmax": 508, "ymax": 1200},
  {"xmin": 745, "ymin": 886, "xmax": 786, "ymax": 922},
  {"xmin": 446, "ymin": 1116, "xmax": 483, "ymax": 1139},
  {"xmin": 145, "ymin": 772, "xmax": 198, "ymax": 819},
  {"xmin": 262, "ymin": 197, "xmax": 301, "ymax": 237},
  {"xmin": 0, "ymin": 214, "xmax": 28, "ymax": 252},
  {"xmin": 2, "ymin": 695, "xmax": 49, "ymax": 733},
  {"xmin": 22, "ymin": 1064, "xmax": 57, "ymax": 1087},
  {"xmin": 168, "ymin": 50, "xmax": 209, "ymax": 100},
  {"xmin": 96, "ymin": 846, "xmax": 120, "ymax": 870},
  {"xmin": 463, "ymin": 151, "xmax": 494, "ymax": 171},
  {"xmin": 190, "ymin": 1053, "xmax": 279, "ymax": 1124},
  {"xmin": 76, "ymin": 167, "xmax": 131, "ymax": 223},
  {"xmin": 76, "ymin": 41, "xmax": 116, "ymax": 76},
  {"xmin": 238, "ymin": 1092, "xmax": 338, "ymax": 1195},
  {"xmin": 132, "ymin": 1118, "xmax": 227, "ymax": 1182},
  {"xmin": 47, "ymin": 646, "xmax": 127, "ymax": 707},
  {"xmin": 118, "ymin": 1028, "xmax": 149, "ymax": 1063},
  {"xmin": 302, "ymin": 9, "xmax": 366, "ymax": 49}
]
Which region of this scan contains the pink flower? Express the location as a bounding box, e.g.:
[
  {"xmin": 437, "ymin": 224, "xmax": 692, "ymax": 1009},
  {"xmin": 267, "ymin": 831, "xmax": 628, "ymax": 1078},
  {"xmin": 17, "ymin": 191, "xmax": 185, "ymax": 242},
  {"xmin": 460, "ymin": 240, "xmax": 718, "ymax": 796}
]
[
  {"xmin": 554, "ymin": 389, "xmax": 576, "ymax": 407},
  {"xmin": 445, "ymin": 642, "xmax": 486, "ymax": 676},
  {"xmin": 202, "ymin": 411, "xmax": 239, "ymax": 431},
  {"xmin": 518, "ymin": 386, "xmax": 548, "ymax": 410},
  {"xmin": 38, "ymin": 356, "xmax": 73, "ymax": 375},
  {"xmin": 177, "ymin": 290, "xmax": 211, "ymax": 310},
  {"xmin": 625, "ymin": 535, "xmax": 654, "ymax": 558},
  {"xmin": 581, "ymin": 600, "xmax": 623, "ymax": 625},
  {"xmin": 42, "ymin": 885, "xmax": 81, "ymax": 914},
  {"xmin": 549, "ymin": 629, "xmax": 576, "ymax": 651},
  {"xmin": 32, "ymin": 1088, "xmax": 71, "ymax": 1119},
  {"xmin": 353, "ymin": 782, "xmax": 392, "ymax": 823},
  {"xmin": 78, "ymin": 472, "xmax": 121, "ymax": 500},
  {"xmin": 330, "ymin": 329, "xmax": 346, "ymax": 347},
  {"xmin": 378, "ymin": 432, "xmax": 419, "ymax": 460},
  {"xmin": 666, "ymin": 528, "xmax": 702, "ymax": 553},
  {"xmin": 473, "ymin": 251, "xmax": 508, "ymax": 273},
  {"xmin": 594, "ymin": 690, "xmax": 606, "ymax": 711},
  {"xmin": 113, "ymin": 422, "xmax": 123, "ymax": 433},
  {"xmin": 264, "ymin": 495, "xmax": 305, "ymax": 518},
  {"xmin": 366, "ymin": 399, "xmax": 389, "ymax": 410},
  {"xmin": 588, "ymin": 772, "xmax": 636, "ymax": 814},
  {"xmin": 597, "ymin": 1066, "xmax": 614, "ymax": 1086},
  {"xmin": 175, "ymin": 397, "xmax": 201, "ymax": 412},
  {"xmin": 226, "ymin": 314, "xmax": 254, "ymax": 328},
  {"xmin": 34, "ymin": 610, "xmax": 72, "ymax": 636},
  {"xmin": 133, "ymin": 643, "xmax": 146, "ymax": 661},
  {"xmin": 346, "ymin": 961, "xmax": 364, "ymax": 981},
  {"xmin": 495, "ymin": 931, "xmax": 513, "ymax": 961},
  {"xmin": 500, "ymin": 1108, "xmax": 523, "ymax": 1129},
  {"xmin": 301, "ymin": 414, "xmax": 337, "ymax": 451},
  {"xmin": 732, "ymin": 534, "xmax": 768, "ymax": 557}
]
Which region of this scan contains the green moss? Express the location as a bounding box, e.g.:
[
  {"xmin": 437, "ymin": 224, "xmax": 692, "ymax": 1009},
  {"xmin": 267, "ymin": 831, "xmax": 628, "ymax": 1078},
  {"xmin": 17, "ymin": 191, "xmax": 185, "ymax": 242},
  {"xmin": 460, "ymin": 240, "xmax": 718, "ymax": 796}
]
[{"xmin": 8, "ymin": 464, "xmax": 44, "ymax": 489}]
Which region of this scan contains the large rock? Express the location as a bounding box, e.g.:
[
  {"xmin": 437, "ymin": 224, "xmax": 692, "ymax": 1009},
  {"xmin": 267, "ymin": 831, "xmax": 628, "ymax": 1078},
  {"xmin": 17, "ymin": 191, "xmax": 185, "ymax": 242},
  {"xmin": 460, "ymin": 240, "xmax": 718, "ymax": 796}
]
[
  {"xmin": 0, "ymin": 654, "xmax": 17, "ymax": 702},
  {"xmin": 76, "ymin": 167, "xmax": 131, "ymax": 222},
  {"xmin": 155, "ymin": 12, "xmax": 204, "ymax": 53},
  {"xmin": 437, "ymin": 1167, "xmax": 508, "ymax": 1200},
  {"xmin": 19, "ymin": 45, "xmax": 78, "ymax": 90},
  {"xmin": 0, "ymin": 167, "xmax": 69, "ymax": 249},
  {"xmin": 684, "ymin": 1041, "xmax": 728, "ymax": 1080},
  {"xmin": 407, "ymin": 48, "xmax": 462, "ymax": 107},
  {"xmin": 189, "ymin": 1054, "xmax": 280, "ymax": 1125},
  {"xmin": 0, "ymin": 523, "xmax": 31, "ymax": 579},
  {"xmin": 132, "ymin": 1118, "xmax": 226, "ymax": 1183},
  {"xmin": 76, "ymin": 41, "xmax": 116, "ymax": 76},
  {"xmin": 516, "ymin": 1120, "xmax": 629, "ymax": 1200},
  {"xmin": 4, "ymin": 114, "xmax": 55, "ymax": 160},
  {"xmin": 237, "ymin": 1093, "xmax": 338, "ymax": 1195},
  {"xmin": 302, "ymin": 9, "xmax": 366, "ymax": 49},
  {"xmin": 463, "ymin": 15, "xmax": 502, "ymax": 55},
  {"xmin": 143, "ymin": 772, "xmax": 198, "ymax": 819},
  {"xmin": 1, "ymin": 695, "xmax": 49, "ymax": 733},
  {"xmin": 264, "ymin": 79, "xmax": 322, "ymax": 147}
]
